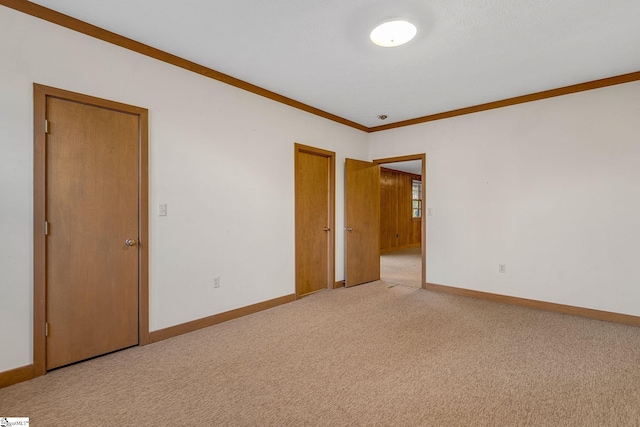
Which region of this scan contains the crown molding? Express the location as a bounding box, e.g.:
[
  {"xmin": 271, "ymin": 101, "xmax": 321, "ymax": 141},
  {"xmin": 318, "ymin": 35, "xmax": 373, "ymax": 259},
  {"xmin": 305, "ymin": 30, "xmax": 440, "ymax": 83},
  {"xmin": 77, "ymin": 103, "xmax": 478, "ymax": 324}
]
[
  {"xmin": 368, "ymin": 71, "xmax": 640, "ymax": 132},
  {"xmin": 2, "ymin": 0, "xmax": 639, "ymax": 134},
  {"xmin": 0, "ymin": 0, "xmax": 368, "ymax": 132}
]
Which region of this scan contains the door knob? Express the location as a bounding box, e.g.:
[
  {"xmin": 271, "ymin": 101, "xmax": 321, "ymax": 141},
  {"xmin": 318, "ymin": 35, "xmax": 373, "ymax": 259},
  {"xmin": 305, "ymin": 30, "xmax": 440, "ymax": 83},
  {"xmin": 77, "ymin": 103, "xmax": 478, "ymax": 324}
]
[
  {"xmin": 345, "ymin": 227, "xmax": 353, "ymax": 232},
  {"xmin": 125, "ymin": 239, "xmax": 137, "ymax": 246},
  {"xmin": 323, "ymin": 227, "xmax": 330, "ymax": 231}
]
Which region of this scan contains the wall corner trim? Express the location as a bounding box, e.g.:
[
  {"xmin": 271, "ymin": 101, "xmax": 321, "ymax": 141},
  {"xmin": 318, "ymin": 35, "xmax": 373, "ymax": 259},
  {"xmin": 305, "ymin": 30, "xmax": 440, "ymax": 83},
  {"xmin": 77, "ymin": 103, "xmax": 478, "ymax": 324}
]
[
  {"xmin": 424, "ymin": 282, "xmax": 640, "ymax": 327},
  {"xmin": 0, "ymin": 364, "xmax": 34, "ymax": 389},
  {"xmin": 148, "ymin": 294, "xmax": 297, "ymax": 343}
]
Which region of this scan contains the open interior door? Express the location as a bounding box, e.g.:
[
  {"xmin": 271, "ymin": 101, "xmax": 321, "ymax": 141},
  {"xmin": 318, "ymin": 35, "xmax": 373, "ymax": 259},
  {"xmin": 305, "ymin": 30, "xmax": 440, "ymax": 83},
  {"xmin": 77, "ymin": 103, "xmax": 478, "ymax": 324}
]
[{"xmin": 345, "ymin": 159, "xmax": 380, "ymax": 287}]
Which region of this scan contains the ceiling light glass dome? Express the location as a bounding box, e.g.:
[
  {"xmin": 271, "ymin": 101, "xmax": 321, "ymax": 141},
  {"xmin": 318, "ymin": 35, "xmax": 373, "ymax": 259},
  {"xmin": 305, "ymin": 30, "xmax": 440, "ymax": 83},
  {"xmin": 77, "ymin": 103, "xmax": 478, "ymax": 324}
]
[{"xmin": 370, "ymin": 20, "xmax": 417, "ymax": 47}]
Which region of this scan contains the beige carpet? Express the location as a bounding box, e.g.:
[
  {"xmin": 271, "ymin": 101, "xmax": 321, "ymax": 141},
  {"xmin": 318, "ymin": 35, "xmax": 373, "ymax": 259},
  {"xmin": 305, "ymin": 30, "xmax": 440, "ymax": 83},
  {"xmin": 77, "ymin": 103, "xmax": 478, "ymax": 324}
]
[
  {"xmin": 380, "ymin": 246, "xmax": 422, "ymax": 288},
  {"xmin": 2, "ymin": 282, "xmax": 640, "ymax": 426}
]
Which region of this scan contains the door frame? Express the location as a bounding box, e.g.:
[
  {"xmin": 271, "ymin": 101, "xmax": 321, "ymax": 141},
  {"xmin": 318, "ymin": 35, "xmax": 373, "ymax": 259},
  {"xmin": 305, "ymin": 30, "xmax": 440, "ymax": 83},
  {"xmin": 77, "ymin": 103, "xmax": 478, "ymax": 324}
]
[
  {"xmin": 373, "ymin": 154, "xmax": 426, "ymax": 288},
  {"xmin": 33, "ymin": 84, "xmax": 150, "ymax": 377},
  {"xmin": 294, "ymin": 143, "xmax": 336, "ymax": 298}
]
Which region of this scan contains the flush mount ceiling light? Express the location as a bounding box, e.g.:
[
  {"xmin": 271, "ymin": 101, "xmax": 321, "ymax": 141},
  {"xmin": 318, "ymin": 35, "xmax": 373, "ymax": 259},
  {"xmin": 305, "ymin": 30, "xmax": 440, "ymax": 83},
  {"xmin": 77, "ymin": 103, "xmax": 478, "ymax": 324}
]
[{"xmin": 370, "ymin": 20, "xmax": 417, "ymax": 47}]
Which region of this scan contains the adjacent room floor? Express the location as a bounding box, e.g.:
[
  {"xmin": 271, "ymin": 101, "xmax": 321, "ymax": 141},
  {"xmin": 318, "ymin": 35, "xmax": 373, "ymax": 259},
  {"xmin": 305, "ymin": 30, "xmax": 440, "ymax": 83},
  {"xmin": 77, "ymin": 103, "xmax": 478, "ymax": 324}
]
[{"xmin": 380, "ymin": 246, "xmax": 421, "ymax": 288}]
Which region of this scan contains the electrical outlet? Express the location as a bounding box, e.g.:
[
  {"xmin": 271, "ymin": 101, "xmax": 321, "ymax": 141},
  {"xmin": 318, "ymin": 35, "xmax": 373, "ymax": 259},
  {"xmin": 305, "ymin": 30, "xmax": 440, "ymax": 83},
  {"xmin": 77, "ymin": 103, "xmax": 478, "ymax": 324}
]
[
  {"xmin": 213, "ymin": 276, "xmax": 220, "ymax": 288},
  {"xmin": 499, "ymin": 264, "xmax": 506, "ymax": 274},
  {"xmin": 159, "ymin": 204, "xmax": 168, "ymax": 216}
]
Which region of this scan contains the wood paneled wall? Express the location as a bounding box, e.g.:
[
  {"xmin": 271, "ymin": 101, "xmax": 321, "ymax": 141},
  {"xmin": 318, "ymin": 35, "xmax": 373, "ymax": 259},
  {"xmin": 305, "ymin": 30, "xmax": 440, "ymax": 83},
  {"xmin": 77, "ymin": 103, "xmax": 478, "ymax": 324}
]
[{"xmin": 380, "ymin": 168, "xmax": 421, "ymax": 253}]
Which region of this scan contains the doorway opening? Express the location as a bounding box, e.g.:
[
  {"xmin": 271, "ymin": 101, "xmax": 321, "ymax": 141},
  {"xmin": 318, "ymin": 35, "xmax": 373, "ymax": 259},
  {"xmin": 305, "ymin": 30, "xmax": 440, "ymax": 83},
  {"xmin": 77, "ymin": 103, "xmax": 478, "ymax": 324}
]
[{"xmin": 373, "ymin": 155, "xmax": 425, "ymax": 289}]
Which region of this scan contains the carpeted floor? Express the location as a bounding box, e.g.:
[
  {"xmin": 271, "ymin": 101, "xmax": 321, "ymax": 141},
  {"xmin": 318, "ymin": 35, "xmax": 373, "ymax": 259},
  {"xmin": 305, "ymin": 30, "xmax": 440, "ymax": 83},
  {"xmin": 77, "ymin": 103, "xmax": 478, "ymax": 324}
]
[
  {"xmin": 380, "ymin": 246, "xmax": 422, "ymax": 288},
  {"xmin": 2, "ymin": 281, "xmax": 640, "ymax": 426}
]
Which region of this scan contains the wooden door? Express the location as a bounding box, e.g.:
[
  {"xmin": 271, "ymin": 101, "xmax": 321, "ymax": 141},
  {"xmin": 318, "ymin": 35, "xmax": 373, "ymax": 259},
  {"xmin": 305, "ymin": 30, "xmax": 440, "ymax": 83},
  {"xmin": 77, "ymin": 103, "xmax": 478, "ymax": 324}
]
[
  {"xmin": 295, "ymin": 144, "xmax": 335, "ymax": 297},
  {"xmin": 45, "ymin": 97, "xmax": 140, "ymax": 369},
  {"xmin": 345, "ymin": 159, "xmax": 380, "ymax": 287}
]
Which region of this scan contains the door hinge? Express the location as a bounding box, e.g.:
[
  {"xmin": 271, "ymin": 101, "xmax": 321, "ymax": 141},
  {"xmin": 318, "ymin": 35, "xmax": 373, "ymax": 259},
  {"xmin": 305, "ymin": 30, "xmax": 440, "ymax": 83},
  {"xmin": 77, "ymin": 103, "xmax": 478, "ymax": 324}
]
[
  {"xmin": 45, "ymin": 322, "xmax": 49, "ymax": 337},
  {"xmin": 44, "ymin": 220, "xmax": 49, "ymax": 235},
  {"xmin": 44, "ymin": 119, "xmax": 50, "ymax": 134}
]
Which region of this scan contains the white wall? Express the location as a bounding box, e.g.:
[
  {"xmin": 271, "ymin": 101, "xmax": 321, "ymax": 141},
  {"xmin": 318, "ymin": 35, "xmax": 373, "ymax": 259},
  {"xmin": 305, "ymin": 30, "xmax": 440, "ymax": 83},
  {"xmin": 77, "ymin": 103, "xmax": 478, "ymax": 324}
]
[
  {"xmin": 369, "ymin": 81, "xmax": 640, "ymax": 316},
  {"xmin": 0, "ymin": 7, "xmax": 368, "ymax": 372}
]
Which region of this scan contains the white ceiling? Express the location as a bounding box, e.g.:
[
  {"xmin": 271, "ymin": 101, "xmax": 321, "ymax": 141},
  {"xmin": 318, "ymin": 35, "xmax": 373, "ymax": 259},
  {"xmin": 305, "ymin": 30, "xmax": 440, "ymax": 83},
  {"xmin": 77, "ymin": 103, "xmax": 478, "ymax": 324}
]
[{"xmin": 28, "ymin": 0, "xmax": 640, "ymax": 128}]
